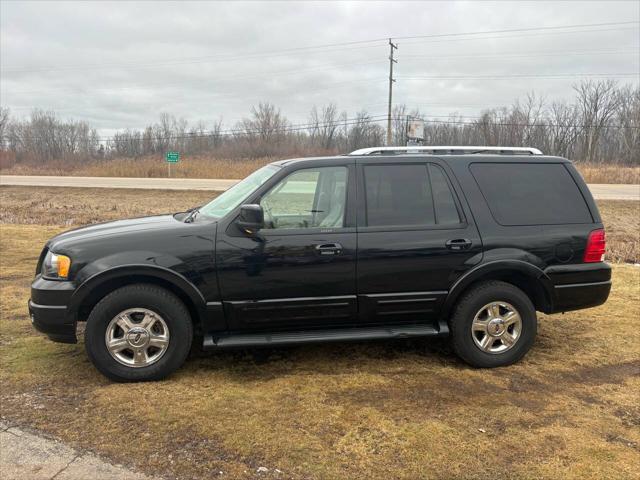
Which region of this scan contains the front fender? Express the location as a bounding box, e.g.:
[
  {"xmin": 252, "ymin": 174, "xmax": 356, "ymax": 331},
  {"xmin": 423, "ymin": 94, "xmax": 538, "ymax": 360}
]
[{"xmin": 67, "ymin": 264, "xmax": 208, "ymax": 325}]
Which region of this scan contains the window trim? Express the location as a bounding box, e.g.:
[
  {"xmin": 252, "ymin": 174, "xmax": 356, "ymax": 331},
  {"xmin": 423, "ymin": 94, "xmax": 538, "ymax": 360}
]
[
  {"xmin": 358, "ymin": 161, "xmax": 467, "ymax": 231},
  {"xmin": 257, "ymin": 165, "xmax": 352, "ymax": 232}
]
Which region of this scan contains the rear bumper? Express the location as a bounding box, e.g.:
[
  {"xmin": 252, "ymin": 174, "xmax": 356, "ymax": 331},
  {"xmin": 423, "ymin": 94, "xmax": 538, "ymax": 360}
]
[
  {"xmin": 545, "ymin": 263, "xmax": 612, "ymax": 313},
  {"xmin": 551, "ymin": 280, "xmax": 612, "ymax": 312},
  {"xmin": 29, "ymin": 276, "xmax": 77, "ymax": 343}
]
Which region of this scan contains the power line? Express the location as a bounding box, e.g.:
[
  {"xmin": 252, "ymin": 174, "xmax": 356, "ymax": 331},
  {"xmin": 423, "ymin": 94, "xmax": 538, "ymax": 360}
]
[
  {"xmin": 9, "ymin": 113, "xmax": 638, "ymax": 145},
  {"xmin": 5, "ymin": 70, "xmax": 636, "ymax": 98},
  {"xmin": 392, "ymin": 21, "xmax": 639, "ymax": 41},
  {"xmin": 397, "ymin": 26, "xmax": 639, "ymax": 47},
  {"xmin": 398, "ymin": 73, "xmax": 638, "ymax": 80},
  {"xmin": 419, "ymin": 118, "xmax": 640, "ymax": 130},
  {"xmin": 7, "ymin": 115, "xmax": 391, "ymax": 142},
  {"xmin": 3, "ymin": 20, "xmax": 637, "ymax": 74},
  {"xmin": 400, "ymin": 49, "xmax": 640, "ymax": 60},
  {"xmin": 2, "ymin": 74, "xmax": 387, "ymax": 97}
]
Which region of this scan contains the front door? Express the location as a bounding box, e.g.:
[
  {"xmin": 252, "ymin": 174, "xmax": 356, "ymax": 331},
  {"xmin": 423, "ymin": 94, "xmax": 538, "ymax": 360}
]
[
  {"xmin": 216, "ymin": 163, "xmax": 357, "ymax": 331},
  {"xmin": 356, "ymin": 160, "xmax": 482, "ymax": 324}
]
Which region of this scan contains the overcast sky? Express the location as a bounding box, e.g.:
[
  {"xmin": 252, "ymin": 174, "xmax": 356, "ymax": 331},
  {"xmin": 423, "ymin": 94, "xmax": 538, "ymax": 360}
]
[{"xmin": 1, "ymin": 0, "xmax": 638, "ymax": 135}]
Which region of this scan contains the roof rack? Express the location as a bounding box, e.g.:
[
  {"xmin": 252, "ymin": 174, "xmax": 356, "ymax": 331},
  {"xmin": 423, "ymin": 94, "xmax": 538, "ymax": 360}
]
[{"xmin": 348, "ymin": 146, "xmax": 543, "ymax": 156}]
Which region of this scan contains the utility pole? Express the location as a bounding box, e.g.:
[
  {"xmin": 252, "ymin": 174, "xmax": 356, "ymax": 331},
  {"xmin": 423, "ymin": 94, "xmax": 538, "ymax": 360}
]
[{"xmin": 387, "ymin": 38, "xmax": 398, "ymax": 146}]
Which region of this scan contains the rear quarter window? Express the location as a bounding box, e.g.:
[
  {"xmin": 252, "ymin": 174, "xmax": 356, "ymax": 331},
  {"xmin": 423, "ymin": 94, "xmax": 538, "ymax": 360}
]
[{"xmin": 470, "ymin": 163, "xmax": 593, "ymax": 225}]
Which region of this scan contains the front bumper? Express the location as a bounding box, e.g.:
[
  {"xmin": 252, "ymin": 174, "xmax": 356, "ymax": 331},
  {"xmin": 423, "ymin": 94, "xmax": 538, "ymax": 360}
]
[
  {"xmin": 545, "ymin": 262, "xmax": 612, "ymax": 313},
  {"xmin": 29, "ymin": 275, "xmax": 77, "ymax": 343}
]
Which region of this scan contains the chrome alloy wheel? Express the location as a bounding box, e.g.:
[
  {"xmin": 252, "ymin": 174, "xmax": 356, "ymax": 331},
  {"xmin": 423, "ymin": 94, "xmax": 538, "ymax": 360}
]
[
  {"xmin": 105, "ymin": 308, "xmax": 170, "ymax": 367},
  {"xmin": 471, "ymin": 301, "xmax": 522, "ymax": 354}
]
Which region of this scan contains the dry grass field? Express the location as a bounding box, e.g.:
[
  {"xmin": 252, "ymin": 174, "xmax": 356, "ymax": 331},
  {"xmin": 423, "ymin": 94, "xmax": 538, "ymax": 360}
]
[
  {"xmin": 1, "ymin": 186, "xmax": 639, "ymax": 479},
  {"xmin": 2, "ymin": 156, "xmax": 639, "ymax": 184},
  {"xmin": 1, "ymin": 156, "xmax": 271, "ymax": 180}
]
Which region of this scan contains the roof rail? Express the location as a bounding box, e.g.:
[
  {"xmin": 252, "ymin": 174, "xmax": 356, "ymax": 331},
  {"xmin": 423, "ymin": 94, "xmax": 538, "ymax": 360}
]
[{"xmin": 348, "ymin": 146, "xmax": 543, "ymax": 156}]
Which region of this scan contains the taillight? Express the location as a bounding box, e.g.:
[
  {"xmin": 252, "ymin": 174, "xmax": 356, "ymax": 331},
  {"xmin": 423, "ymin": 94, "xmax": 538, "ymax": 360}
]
[{"xmin": 584, "ymin": 229, "xmax": 606, "ymax": 263}]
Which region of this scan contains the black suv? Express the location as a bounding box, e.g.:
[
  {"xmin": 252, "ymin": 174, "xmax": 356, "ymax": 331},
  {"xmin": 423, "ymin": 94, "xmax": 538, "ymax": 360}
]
[{"xmin": 29, "ymin": 146, "xmax": 611, "ymax": 381}]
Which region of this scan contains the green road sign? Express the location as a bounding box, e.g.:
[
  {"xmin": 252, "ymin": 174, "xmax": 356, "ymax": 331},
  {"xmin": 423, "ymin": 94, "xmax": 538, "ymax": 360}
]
[{"xmin": 166, "ymin": 152, "xmax": 180, "ymax": 163}]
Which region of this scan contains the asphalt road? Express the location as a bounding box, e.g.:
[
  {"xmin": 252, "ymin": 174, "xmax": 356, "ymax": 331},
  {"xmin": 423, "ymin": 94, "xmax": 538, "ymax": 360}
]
[
  {"xmin": 0, "ymin": 175, "xmax": 238, "ymax": 191},
  {"xmin": 1, "ymin": 175, "xmax": 639, "ymax": 200}
]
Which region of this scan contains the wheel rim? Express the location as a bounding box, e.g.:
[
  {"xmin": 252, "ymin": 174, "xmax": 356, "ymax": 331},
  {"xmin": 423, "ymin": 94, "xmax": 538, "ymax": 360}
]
[
  {"xmin": 471, "ymin": 301, "xmax": 522, "ymax": 354},
  {"xmin": 105, "ymin": 308, "xmax": 170, "ymax": 368}
]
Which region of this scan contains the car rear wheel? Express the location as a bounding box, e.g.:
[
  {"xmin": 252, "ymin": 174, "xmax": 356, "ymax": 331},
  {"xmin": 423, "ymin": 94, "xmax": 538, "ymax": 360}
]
[
  {"xmin": 85, "ymin": 284, "xmax": 193, "ymax": 382},
  {"xmin": 449, "ymin": 281, "xmax": 537, "ymax": 368}
]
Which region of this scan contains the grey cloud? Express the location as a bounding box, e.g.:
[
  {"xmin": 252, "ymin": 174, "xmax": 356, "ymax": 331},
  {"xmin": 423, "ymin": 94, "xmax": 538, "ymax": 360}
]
[{"xmin": 1, "ymin": 0, "xmax": 638, "ymax": 133}]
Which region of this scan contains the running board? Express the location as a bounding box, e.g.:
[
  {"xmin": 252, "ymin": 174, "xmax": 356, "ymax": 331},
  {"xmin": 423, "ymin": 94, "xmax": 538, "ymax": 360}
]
[{"xmin": 203, "ymin": 323, "xmax": 447, "ymax": 349}]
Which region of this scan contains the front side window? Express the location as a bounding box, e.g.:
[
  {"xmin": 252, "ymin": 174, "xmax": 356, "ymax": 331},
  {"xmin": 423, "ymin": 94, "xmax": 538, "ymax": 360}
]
[
  {"xmin": 260, "ymin": 166, "xmax": 347, "ymax": 230},
  {"xmin": 364, "ymin": 163, "xmax": 461, "ymax": 227},
  {"xmin": 200, "ymin": 164, "xmax": 280, "ymax": 218}
]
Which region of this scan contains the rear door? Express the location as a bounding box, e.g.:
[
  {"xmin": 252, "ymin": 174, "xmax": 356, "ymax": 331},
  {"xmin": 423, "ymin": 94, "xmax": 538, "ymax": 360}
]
[{"xmin": 356, "ymin": 158, "xmax": 482, "ymax": 324}]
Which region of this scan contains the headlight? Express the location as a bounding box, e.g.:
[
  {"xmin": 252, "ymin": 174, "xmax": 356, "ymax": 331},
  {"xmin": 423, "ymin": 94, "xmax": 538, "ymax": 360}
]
[{"xmin": 42, "ymin": 251, "xmax": 71, "ymax": 279}]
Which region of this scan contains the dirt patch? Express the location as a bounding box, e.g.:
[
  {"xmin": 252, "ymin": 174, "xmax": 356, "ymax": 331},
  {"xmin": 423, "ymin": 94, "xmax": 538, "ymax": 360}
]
[
  {"xmin": 564, "ymin": 360, "xmax": 640, "ymax": 386},
  {"xmin": 605, "ymin": 433, "xmax": 640, "ymax": 451},
  {"xmin": 614, "ymin": 405, "xmax": 640, "ymax": 427}
]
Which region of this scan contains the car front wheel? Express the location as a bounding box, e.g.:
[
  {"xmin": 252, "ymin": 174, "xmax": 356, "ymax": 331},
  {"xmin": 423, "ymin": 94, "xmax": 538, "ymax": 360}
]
[
  {"xmin": 449, "ymin": 280, "xmax": 537, "ymax": 368},
  {"xmin": 84, "ymin": 284, "xmax": 193, "ymax": 382}
]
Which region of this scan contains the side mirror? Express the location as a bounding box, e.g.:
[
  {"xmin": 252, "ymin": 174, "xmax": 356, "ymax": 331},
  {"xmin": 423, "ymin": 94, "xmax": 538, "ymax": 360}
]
[{"xmin": 236, "ymin": 204, "xmax": 264, "ymax": 235}]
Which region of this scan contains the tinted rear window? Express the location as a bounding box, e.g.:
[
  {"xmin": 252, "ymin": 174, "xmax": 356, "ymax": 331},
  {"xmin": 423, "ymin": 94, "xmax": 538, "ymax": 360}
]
[
  {"xmin": 364, "ymin": 164, "xmax": 463, "ymax": 227},
  {"xmin": 470, "ymin": 163, "xmax": 592, "ymax": 225},
  {"xmin": 365, "ymin": 164, "xmax": 434, "ymax": 226}
]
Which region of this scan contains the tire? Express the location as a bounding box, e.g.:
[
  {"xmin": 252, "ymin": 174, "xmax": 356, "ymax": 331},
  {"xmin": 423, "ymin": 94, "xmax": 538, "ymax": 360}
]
[
  {"xmin": 84, "ymin": 284, "xmax": 193, "ymax": 382},
  {"xmin": 449, "ymin": 281, "xmax": 537, "ymax": 368}
]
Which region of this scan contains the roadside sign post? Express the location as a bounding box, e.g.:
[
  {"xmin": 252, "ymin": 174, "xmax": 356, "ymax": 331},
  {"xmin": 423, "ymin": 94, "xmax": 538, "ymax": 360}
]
[
  {"xmin": 406, "ymin": 117, "xmax": 425, "ymax": 146},
  {"xmin": 165, "ymin": 151, "xmax": 180, "ymax": 177}
]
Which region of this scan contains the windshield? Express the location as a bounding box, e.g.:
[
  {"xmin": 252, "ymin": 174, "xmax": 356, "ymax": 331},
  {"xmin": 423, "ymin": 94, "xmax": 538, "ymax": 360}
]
[{"xmin": 199, "ymin": 164, "xmax": 280, "ymax": 218}]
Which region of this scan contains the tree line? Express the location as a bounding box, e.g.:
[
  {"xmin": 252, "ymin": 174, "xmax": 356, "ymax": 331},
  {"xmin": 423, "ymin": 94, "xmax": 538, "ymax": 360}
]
[{"xmin": 0, "ymin": 79, "xmax": 637, "ymax": 165}]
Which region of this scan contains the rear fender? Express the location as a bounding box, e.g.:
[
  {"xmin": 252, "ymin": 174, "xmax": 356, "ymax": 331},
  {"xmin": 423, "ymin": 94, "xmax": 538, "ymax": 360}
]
[{"xmin": 442, "ymin": 259, "xmax": 554, "ymax": 318}]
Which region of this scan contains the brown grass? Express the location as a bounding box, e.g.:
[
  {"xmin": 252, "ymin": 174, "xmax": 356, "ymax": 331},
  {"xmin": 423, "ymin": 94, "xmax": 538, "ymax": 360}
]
[
  {"xmin": 598, "ymin": 200, "xmax": 640, "ymax": 264},
  {"xmin": 575, "ymin": 162, "xmax": 640, "ymax": 184},
  {"xmin": 0, "ymin": 156, "xmax": 272, "ymax": 180},
  {"xmin": 0, "ymin": 186, "xmax": 215, "ymax": 226},
  {"xmin": 2, "ymin": 156, "xmax": 638, "ymax": 184},
  {"xmin": 1, "ymin": 188, "xmax": 639, "ymax": 479}
]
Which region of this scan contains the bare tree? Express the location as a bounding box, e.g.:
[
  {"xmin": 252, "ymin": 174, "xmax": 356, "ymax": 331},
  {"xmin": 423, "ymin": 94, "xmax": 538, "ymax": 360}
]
[
  {"xmin": 346, "ymin": 110, "xmax": 384, "ymax": 151},
  {"xmin": 546, "ymin": 101, "xmax": 581, "ymax": 158},
  {"xmin": 4, "ymin": 80, "xmax": 637, "ymax": 165},
  {"xmin": 0, "ymin": 107, "xmax": 9, "ymax": 149},
  {"xmin": 614, "ymin": 85, "xmax": 640, "ymax": 164},
  {"xmin": 238, "ymin": 102, "xmax": 289, "ymax": 157},
  {"xmin": 574, "ymin": 80, "xmax": 624, "ymax": 163},
  {"xmin": 308, "ymin": 104, "xmax": 340, "ymax": 150}
]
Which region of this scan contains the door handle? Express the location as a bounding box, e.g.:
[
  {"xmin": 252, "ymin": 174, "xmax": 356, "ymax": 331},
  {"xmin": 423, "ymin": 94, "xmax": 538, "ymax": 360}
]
[
  {"xmin": 315, "ymin": 243, "xmax": 343, "ymax": 256},
  {"xmin": 445, "ymin": 238, "xmax": 472, "ymax": 251}
]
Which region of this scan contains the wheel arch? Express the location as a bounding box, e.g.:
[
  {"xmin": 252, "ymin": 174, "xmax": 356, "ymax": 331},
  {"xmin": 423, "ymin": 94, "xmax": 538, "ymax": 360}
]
[
  {"xmin": 68, "ymin": 265, "xmax": 207, "ymax": 333},
  {"xmin": 442, "ymin": 260, "xmax": 554, "ymax": 318}
]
